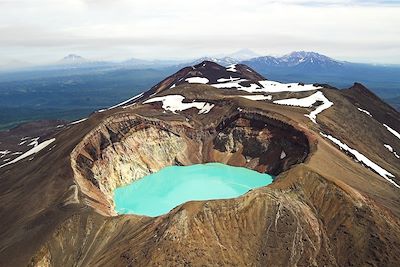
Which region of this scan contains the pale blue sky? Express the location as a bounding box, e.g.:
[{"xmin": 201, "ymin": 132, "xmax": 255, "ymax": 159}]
[{"xmin": 0, "ymin": 0, "xmax": 399, "ymax": 65}]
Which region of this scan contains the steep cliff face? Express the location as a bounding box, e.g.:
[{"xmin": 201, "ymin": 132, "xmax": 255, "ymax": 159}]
[
  {"xmin": 71, "ymin": 115, "xmax": 199, "ymax": 215},
  {"xmin": 71, "ymin": 111, "xmax": 310, "ymax": 215},
  {"xmin": 210, "ymin": 113, "xmax": 309, "ymax": 175}
]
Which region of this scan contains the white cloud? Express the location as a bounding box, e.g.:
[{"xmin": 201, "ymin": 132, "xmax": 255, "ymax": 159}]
[{"xmin": 0, "ymin": 0, "xmax": 399, "ymax": 64}]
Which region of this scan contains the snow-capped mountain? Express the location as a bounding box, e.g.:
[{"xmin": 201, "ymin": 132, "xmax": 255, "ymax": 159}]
[
  {"xmin": 188, "ymin": 51, "xmax": 343, "ymax": 71},
  {"xmin": 280, "ymin": 51, "xmax": 343, "ymax": 68},
  {"xmin": 245, "ymin": 55, "xmax": 281, "ymax": 66},
  {"xmin": 187, "ymin": 49, "xmax": 259, "ymax": 67},
  {"xmin": 242, "ymin": 51, "xmax": 344, "ymax": 70},
  {"xmin": 59, "ymin": 54, "xmax": 88, "ymax": 65}
]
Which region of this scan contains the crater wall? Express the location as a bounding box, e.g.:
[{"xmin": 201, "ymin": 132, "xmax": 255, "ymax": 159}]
[{"xmin": 71, "ymin": 112, "xmax": 310, "ymax": 215}]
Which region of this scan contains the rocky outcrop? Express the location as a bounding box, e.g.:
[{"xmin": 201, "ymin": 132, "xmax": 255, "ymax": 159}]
[{"xmin": 210, "ymin": 113, "xmax": 309, "ymax": 175}]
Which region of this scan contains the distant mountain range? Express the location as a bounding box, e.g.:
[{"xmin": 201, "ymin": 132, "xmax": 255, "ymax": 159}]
[
  {"xmin": 0, "ymin": 50, "xmax": 399, "ymax": 111},
  {"xmin": 243, "ymin": 51, "xmax": 344, "ymax": 69},
  {"xmin": 32, "ymin": 51, "xmax": 348, "ymax": 76},
  {"xmin": 3, "ymin": 50, "xmax": 396, "ymax": 71},
  {"xmin": 186, "ymin": 52, "xmax": 400, "ymax": 110}
]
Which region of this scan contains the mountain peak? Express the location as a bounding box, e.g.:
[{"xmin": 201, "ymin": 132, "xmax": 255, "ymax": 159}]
[
  {"xmin": 59, "ymin": 54, "xmax": 87, "ymax": 64},
  {"xmin": 347, "ymin": 82, "xmax": 377, "ymax": 98},
  {"xmin": 285, "ymin": 51, "xmax": 324, "ymax": 57},
  {"xmin": 281, "ymin": 51, "xmax": 341, "ymax": 65},
  {"xmin": 135, "ymin": 61, "xmax": 266, "ymax": 101},
  {"xmin": 243, "ymin": 51, "xmax": 343, "ymax": 69}
]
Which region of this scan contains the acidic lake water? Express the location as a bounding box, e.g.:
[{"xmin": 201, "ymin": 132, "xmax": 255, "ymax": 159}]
[{"xmin": 114, "ymin": 163, "xmax": 273, "ymax": 217}]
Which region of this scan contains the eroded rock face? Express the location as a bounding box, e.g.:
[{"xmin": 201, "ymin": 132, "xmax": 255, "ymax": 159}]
[
  {"xmin": 71, "ymin": 112, "xmax": 310, "ymax": 215},
  {"xmin": 71, "ymin": 115, "xmax": 201, "ymax": 214},
  {"xmin": 211, "ymin": 113, "xmax": 309, "ymax": 175},
  {"xmin": 91, "ymin": 128, "xmax": 188, "ymax": 199}
]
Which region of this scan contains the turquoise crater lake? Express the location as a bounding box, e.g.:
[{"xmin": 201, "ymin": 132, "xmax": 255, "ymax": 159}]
[{"xmin": 114, "ymin": 163, "xmax": 273, "ymax": 217}]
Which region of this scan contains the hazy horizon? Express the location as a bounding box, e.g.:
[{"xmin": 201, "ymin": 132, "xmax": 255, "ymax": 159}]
[{"xmin": 0, "ymin": 0, "xmax": 399, "ymax": 66}]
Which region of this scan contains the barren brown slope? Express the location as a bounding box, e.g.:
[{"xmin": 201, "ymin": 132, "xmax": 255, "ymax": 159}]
[
  {"xmin": 342, "ymin": 82, "xmax": 399, "ymax": 132},
  {"xmin": 0, "ymin": 62, "xmax": 399, "ymax": 267}
]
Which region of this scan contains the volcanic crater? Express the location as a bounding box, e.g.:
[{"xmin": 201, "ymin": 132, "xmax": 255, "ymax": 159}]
[{"xmin": 72, "ymin": 109, "xmax": 310, "ymax": 216}]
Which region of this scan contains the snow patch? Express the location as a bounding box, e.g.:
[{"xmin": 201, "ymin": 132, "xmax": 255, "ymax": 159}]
[
  {"xmin": 385, "ymin": 144, "xmax": 394, "ymax": 153},
  {"xmin": 238, "ymin": 95, "xmax": 272, "ymax": 101},
  {"xmin": 0, "ymin": 150, "xmax": 11, "ymax": 158},
  {"xmin": 107, "ymin": 92, "xmax": 144, "ymax": 110},
  {"xmin": 198, "ymin": 103, "xmax": 214, "ymax": 114},
  {"xmin": 258, "ymin": 81, "xmax": 321, "ymax": 93},
  {"xmin": 357, "ymin": 108, "xmax": 372, "ymax": 117},
  {"xmin": 0, "ymin": 138, "xmax": 56, "ymax": 169},
  {"xmin": 210, "ymin": 79, "xmax": 321, "ymax": 94},
  {"xmin": 210, "ymin": 79, "xmax": 260, "ymax": 92},
  {"xmin": 28, "ymin": 137, "xmax": 40, "ymax": 147},
  {"xmin": 273, "ymin": 91, "xmax": 333, "ymax": 123},
  {"xmin": 70, "ymin": 118, "xmax": 88, "ymax": 125},
  {"xmin": 384, "ymin": 144, "xmax": 400, "ymax": 159},
  {"xmin": 217, "ymin": 77, "xmax": 240, "ymax": 83},
  {"xmin": 226, "ymin": 64, "xmax": 237, "ymax": 72},
  {"xmin": 143, "ymin": 95, "xmax": 214, "ymax": 114},
  {"xmin": 383, "ymin": 124, "xmax": 400, "ymax": 140},
  {"xmin": 185, "ymin": 77, "xmax": 209, "ymax": 84},
  {"xmin": 320, "ymin": 132, "xmax": 399, "ymax": 188}
]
